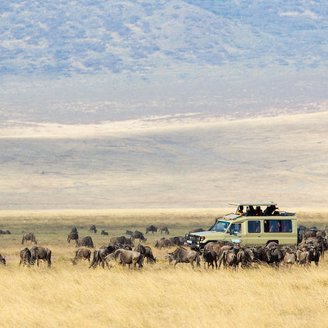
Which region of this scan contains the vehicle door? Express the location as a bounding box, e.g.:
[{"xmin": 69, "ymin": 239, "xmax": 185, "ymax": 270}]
[
  {"xmin": 228, "ymin": 223, "xmax": 242, "ymax": 244},
  {"xmin": 244, "ymin": 220, "xmax": 263, "ymax": 246}
]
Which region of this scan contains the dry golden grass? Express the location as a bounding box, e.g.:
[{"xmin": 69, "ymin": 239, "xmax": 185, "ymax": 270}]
[{"xmin": 0, "ymin": 209, "xmax": 327, "ymax": 328}]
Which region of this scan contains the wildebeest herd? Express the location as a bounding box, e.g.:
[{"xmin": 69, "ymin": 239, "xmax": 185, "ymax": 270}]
[{"xmin": 0, "ymin": 224, "xmax": 327, "ymax": 270}]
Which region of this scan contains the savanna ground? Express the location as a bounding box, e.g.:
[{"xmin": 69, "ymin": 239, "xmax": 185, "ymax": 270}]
[{"xmin": 0, "ymin": 209, "xmax": 327, "ymax": 328}]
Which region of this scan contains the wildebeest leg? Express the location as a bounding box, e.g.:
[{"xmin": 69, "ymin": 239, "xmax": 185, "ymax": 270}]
[
  {"xmin": 214, "ymin": 258, "xmax": 218, "ymax": 269},
  {"xmin": 174, "ymin": 261, "xmax": 178, "ymax": 268},
  {"xmin": 37, "ymin": 258, "xmax": 40, "ymax": 266}
]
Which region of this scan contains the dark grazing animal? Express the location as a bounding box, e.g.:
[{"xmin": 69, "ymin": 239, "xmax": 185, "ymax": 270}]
[
  {"xmin": 202, "ymin": 250, "xmax": 217, "ymax": 269},
  {"xmin": 89, "ymin": 244, "xmax": 117, "ymax": 269},
  {"xmin": 282, "ymin": 247, "xmax": 297, "ymax": 267},
  {"xmin": 105, "ymin": 249, "xmax": 144, "ymax": 269},
  {"xmin": 167, "ymin": 247, "xmax": 200, "ymax": 268},
  {"xmin": 169, "ymin": 236, "xmax": 186, "ymax": 246},
  {"xmin": 30, "ymin": 246, "xmax": 52, "ymax": 268},
  {"xmin": 0, "ymin": 229, "xmax": 11, "ymax": 234},
  {"xmin": 0, "ymin": 253, "xmax": 6, "ymax": 265},
  {"xmin": 146, "ymin": 225, "xmax": 158, "ymax": 234},
  {"xmin": 70, "ymin": 226, "xmax": 78, "ymax": 234},
  {"xmin": 131, "ymin": 231, "xmax": 147, "ymax": 242},
  {"xmin": 155, "ymin": 237, "xmax": 175, "ymax": 249},
  {"xmin": 110, "ymin": 236, "xmax": 134, "ymax": 247},
  {"xmin": 296, "ymin": 247, "xmax": 310, "ymax": 265},
  {"xmin": 101, "ymin": 230, "xmax": 109, "ymax": 236},
  {"xmin": 265, "ymin": 246, "xmax": 283, "ymax": 266},
  {"xmin": 22, "ymin": 232, "xmax": 37, "ymax": 245},
  {"xmin": 160, "ymin": 226, "xmax": 170, "ymax": 235},
  {"xmin": 71, "ymin": 247, "xmax": 92, "ymax": 265},
  {"xmin": 78, "ymin": 236, "xmax": 94, "ymax": 248},
  {"xmin": 218, "ymin": 247, "xmax": 239, "ymax": 269},
  {"xmin": 204, "ymin": 241, "xmax": 228, "ymax": 255},
  {"xmin": 236, "ymin": 247, "xmax": 254, "ymax": 268},
  {"xmin": 67, "ymin": 231, "xmax": 79, "ymax": 246},
  {"xmin": 126, "ymin": 230, "xmax": 133, "ymax": 236},
  {"xmin": 135, "ymin": 244, "xmax": 156, "ymax": 263},
  {"xmin": 308, "ymin": 245, "xmax": 320, "ymax": 266},
  {"xmin": 89, "ymin": 225, "xmax": 97, "ymax": 233},
  {"xmin": 19, "ymin": 248, "xmax": 31, "ymax": 266}
]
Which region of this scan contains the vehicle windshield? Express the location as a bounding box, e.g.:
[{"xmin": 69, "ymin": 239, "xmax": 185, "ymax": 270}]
[{"xmin": 210, "ymin": 220, "xmax": 230, "ymax": 232}]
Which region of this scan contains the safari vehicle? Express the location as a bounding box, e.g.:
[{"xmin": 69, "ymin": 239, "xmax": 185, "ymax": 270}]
[{"xmin": 187, "ymin": 202, "xmax": 297, "ymax": 250}]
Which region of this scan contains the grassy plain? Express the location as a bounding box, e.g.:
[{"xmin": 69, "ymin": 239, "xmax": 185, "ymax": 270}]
[{"xmin": 0, "ymin": 209, "xmax": 327, "ymax": 328}]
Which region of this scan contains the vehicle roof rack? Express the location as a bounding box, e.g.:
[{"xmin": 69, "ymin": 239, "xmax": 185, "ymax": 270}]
[{"xmin": 228, "ymin": 202, "xmax": 277, "ymax": 207}]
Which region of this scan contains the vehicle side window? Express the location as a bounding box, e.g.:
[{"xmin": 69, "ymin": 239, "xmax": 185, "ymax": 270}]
[
  {"xmin": 230, "ymin": 223, "xmax": 242, "ymax": 234},
  {"xmin": 280, "ymin": 220, "xmax": 292, "ymax": 232},
  {"xmin": 264, "ymin": 220, "xmax": 292, "ymax": 233},
  {"xmin": 248, "ymin": 220, "xmax": 261, "ymax": 233}
]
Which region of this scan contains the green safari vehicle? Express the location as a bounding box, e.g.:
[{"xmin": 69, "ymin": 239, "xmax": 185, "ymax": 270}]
[{"xmin": 186, "ymin": 202, "xmax": 297, "ymax": 250}]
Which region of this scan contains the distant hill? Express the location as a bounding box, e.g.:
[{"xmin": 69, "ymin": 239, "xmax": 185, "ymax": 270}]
[
  {"xmin": 1, "ymin": 1, "xmax": 327, "ymax": 75},
  {"xmin": 0, "ymin": 1, "xmax": 327, "ymax": 123}
]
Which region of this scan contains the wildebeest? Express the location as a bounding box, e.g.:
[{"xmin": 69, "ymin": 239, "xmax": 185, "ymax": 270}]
[
  {"xmin": 110, "ymin": 236, "xmax": 134, "ymax": 247},
  {"xmin": 19, "ymin": 248, "xmax": 31, "ymax": 266},
  {"xmin": 30, "ymin": 246, "xmax": 52, "ymax": 268},
  {"xmin": 71, "ymin": 247, "xmax": 91, "ymax": 265},
  {"xmin": 146, "ymin": 225, "xmax": 158, "ymax": 234},
  {"xmin": 155, "ymin": 237, "xmax": 175, "ymax": 249},
  {"xmin": 218, "ymin": 247, "xmax": 239, "ymax": 269},
  {"xmin": 101, "ymin": 230, "xmax": 109, "ymax": 236},
  {"xmin": 281, "ymin": 247, "xmax": 297, "ymax": 267},
  {"xmin": 135, "ymin": 244, "xmax": 156, "ymax": 263},
  {"xmin": 160, "ymin": 226, "xmax": 170, "ymax": 235},
  {"xmin": 167, "ymin": 247, "xmax": 200, "ymax": 268},
  {"xmin": 105, "ymin": 249, "xmax": 144, "ymax": 269},
  {"xmin": 67, "ymin": 231, "xmax": 79, "ymax": 246},
  {"xmin": 169, "ymin": 236, "xmax": 186, "ymax": 246},
  {"xmin": 204, "ymin": 241, "xmax": 228, "ymax": 255},
  {"xmin": 22, "ymin": 232, "xmax": 37, "ymax": 245},
  {"xmin": 0, "ymin": 229, "xmax": 11, "ymax": 234},
  {"xmin": 126, "ymin": 230, "xmax": 133, "ymax": 236},
  {"xmin": 296, "ymin": 248, "xmax": 309, "ymax": 265},
  {"xmin": 236, "ymin": 247, "xmax": 254, "ymax": 268},
  {"xmin": 89, "ymin": 244, "xmax": 118, "ymax": 268},
  {"xmin": 70, "ymin": 226, "xmax": 78, "ymax": 234},
  {"xmin": 77, "ymin": 236, "xmax": 94, "ymax": 248},
  {"xmin": 0, "ymin": 253, "xmax": 6, "ymax": 265},
  {"xmin": 265, "ymin": 245, "xmax": 283, "ymax": 267},
  {"xmin": 131, "ymin": 230, "xmax": 147, "ymax": 242},
  {"xmin": 89, "ymin": 225, "xmax": 97, "ymax": 233},
  {"xmin": 308, "ymin": 245, "xmax": 320, "ymax": 266},
  {"xmin": 203, "ymin": 249, "xmax": 217, "ymax": 269}
]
